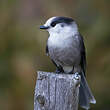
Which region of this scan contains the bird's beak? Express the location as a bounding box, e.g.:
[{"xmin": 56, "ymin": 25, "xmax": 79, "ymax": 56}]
[{"xmin": 40, "ymin": 25, "xmax": 49, "ymax": 29}]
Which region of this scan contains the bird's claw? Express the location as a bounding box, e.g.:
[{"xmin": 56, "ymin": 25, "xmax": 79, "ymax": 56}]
[
  {"xmin": 74, "ymin": 72, "xmax": 80, "ymax": 80},
  {"xmin": 73, "ymin": 72, "xmax": 81, "ymax": 87}
]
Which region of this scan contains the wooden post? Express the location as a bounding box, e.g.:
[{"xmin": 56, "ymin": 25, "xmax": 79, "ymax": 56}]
[{"xmin": 34, "ymin": 71, "xmax": 81, "ymax": 110}]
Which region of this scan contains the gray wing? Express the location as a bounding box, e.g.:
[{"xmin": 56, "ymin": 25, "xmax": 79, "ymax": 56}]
[
  {"xmin": 79, "ymin": 34, "xmax": 86, "ymax": 76},
  {"xmin": 79, "ymin": 34, "xmax": 96, "ymax": 109},
  {"xmin": 46, "ymin": 44, "xmax": 49, "ymax": 55}
]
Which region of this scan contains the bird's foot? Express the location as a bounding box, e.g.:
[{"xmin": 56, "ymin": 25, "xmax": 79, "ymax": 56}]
[
  {"xmin": 74, "ymin": 72, "xmax": 80, "ymax": 80},
  {"xmin": 55, "ymin": 68, "xmax": 64, "ymax": 74},
  {"xmin": 68, "ymin": 71, "xmax": 73, "ymax": 74},
  {"xmin": 73, "ymin": 72, "xmax": 81, "ymax": 87}
]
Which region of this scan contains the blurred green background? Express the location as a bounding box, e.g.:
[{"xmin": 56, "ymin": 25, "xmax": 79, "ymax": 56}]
[{"xmin": 0, "ymin": 0, "xmax": 110, "ymax": 110}]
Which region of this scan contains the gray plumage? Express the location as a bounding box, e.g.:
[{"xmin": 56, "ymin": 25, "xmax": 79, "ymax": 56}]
[
  {"xmin": 47, "ymin": 34, "xmax": 81, "ymax": 68},
  {"xmin": 40, "ymin": 16, "xmax": 96, "ymax": 110}
]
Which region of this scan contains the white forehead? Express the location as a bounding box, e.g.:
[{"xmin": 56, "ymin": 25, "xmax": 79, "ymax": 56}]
[{"xmin": 44, "ymin": 17, "xmax": 57, "ymax": 26}]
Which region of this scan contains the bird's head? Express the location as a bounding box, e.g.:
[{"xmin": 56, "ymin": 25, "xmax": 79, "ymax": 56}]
[{"xmin": 40, "ymin": 16, "xmax": 78, "ymax": 36}]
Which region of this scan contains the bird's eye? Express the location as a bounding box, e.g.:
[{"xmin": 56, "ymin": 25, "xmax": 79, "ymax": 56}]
[
  {"xmin": 61, "ymin": 24, "xmax": 64, "ymax": 27},
  {"xmin": 51, "ymin": 22, "xmax": 56, "ymax": 27}
]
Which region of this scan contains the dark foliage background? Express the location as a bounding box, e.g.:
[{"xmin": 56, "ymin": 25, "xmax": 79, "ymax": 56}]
[{"xmin": 0, "ymin": 0, "xmax": 110, "ymax": 110}]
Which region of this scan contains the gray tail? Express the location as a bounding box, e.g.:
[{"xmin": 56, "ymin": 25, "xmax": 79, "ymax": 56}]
[{"xmin": 79, "ymin": 72, "xmax": 96, "ymax": 110}]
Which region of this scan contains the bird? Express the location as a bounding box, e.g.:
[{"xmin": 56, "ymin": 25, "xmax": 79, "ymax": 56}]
[{"xmin": 40, "ymin": 16, "xmax": 96, "ymax": 110}]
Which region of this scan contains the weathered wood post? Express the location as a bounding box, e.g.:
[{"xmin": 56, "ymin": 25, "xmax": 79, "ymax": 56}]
[{"xmin": 34, "ymin": 71, "xmax": 81, "ymax": 110}]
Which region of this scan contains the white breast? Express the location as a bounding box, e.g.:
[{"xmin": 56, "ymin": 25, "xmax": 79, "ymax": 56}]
[
  {"xmin": 48, "ymin": 32, "xmax": 79, "ymax": 49},
  {"xmin": 48, "ymin": 33, "xmax": 81, "ymax": 65},
  {"xmin": 48, "ymin": 33, "xmax": 69, "ymax": 48}
]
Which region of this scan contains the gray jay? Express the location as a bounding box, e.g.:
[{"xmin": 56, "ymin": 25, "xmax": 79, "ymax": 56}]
[{"xmin": 40, "ymin": 16, "xmax": 96, "ymax": 110}]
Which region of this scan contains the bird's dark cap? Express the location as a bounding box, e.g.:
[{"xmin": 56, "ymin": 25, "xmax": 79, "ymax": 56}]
[{"xmin": 51, "ymin": 17, "xmax": 74, "ymax": 25}]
